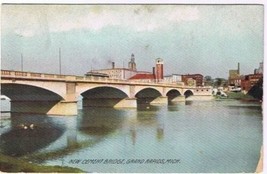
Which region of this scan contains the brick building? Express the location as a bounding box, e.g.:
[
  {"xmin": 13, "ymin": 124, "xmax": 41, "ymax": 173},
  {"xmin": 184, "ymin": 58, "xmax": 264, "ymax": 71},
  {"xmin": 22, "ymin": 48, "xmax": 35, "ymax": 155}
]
[
  {"xmin": 129, "ymin": 58, "xmax": 164, "ymax": 83},
  {"xmin": 155, "ymin": 58, "xmax": 164, "ymax": 81},
  {"xmin": 241, "ymin": 74, "xmax": 263, "ymax": 92},
  {"xmin": 182, "ymin": 74, "xmax": 203, "ymax": 86},
  {"xmin": 241, "ymin": 62, "xmax": 263, "ymax": 92},
  {"xmin": 228, "ymin": 63, "xmax": 241, "ymax": 86}
]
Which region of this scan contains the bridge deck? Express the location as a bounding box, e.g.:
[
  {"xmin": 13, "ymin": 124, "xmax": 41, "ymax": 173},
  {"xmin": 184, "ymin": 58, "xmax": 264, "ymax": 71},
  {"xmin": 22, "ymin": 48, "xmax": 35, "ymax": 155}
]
[{"xmin": 1, "ymin": 70, "xmax": 211, "ymax": 89}]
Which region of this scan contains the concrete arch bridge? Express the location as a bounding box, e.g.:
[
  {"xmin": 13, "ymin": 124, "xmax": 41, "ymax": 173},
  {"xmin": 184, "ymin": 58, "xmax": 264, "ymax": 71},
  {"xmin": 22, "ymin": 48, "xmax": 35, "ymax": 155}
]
[{"xmin": 1, "ymin": 70, "xmax": 213, "ymax": 115}]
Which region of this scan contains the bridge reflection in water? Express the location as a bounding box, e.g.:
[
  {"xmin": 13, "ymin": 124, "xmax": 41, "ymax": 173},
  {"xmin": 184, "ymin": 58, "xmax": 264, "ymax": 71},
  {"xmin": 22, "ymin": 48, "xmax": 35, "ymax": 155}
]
[
  {"xmin": 0, "ymin": 100, "xmax": 262, "ymax": 173},
  {"xmin": 0, "ymin": 114, "xmax": 65, "ymax": 157}
]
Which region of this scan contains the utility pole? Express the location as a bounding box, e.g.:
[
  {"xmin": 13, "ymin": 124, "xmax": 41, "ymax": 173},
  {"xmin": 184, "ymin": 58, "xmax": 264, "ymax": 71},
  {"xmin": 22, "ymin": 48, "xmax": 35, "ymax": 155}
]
[
  {"xmin": 59, "ymin": 48, "xmax": 62, "ymax": 75},
  {"xmin": 21, "ymin": 53, "xmax": 23, "ymax": 71}
]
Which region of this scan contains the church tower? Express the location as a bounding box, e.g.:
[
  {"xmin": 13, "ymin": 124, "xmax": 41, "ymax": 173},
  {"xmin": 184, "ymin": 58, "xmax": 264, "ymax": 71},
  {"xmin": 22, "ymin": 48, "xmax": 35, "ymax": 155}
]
[{"xmin": 128, "ymin": 53, "xmax": 137, "ymax": 71}]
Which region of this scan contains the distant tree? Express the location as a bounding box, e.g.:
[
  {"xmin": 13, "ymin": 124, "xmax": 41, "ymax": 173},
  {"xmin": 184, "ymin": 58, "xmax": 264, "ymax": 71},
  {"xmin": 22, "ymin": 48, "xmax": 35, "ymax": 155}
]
[
  {"xmin": 204, "ymin": 76, "xmax": 213, "ymax": 86},
  {"xmin": 214, "ymin": 78, "xmax": 227, "ymax": 87},
  {"xmin": 247, "ymin": 77, "xmax": 263, "ymax": 100},
  {"xmin": 204, "ymin": 76, "xmax": 212, "ymax": 81}
]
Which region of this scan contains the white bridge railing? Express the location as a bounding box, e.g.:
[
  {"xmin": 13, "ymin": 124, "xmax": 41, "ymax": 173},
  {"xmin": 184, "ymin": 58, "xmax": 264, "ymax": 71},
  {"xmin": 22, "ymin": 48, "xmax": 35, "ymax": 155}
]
[{"xmin": 1, "ymin": 70, "xmax": 212, "ymax": 89}]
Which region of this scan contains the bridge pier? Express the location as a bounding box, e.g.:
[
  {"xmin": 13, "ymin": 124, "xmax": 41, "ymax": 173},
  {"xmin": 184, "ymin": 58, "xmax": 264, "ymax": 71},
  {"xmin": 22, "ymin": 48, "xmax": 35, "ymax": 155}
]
[
  {"xmin": 10, "ymin": 100, "xmax": 77, "ymax": 116},
  {"xmin": 47, "ymin": 100, "xmax": 78, "ymax": 116},
  {"xmin": 83, "ymin": 98, "xmax": 137, "ymax": 108},
  {"xmin": 114, "ymin": 98, "xmax": 137, "ymax": 108},
  {"xmin": 171, "ymin": 96, "xmax": 186, "ymax": 102},
  {"xmin": 150, "ymin": 96, "xmax": 168, "ymax": 105},
  {"xmin": 10, "ymin": 100, "xmax": 58, "ymax": 114}
]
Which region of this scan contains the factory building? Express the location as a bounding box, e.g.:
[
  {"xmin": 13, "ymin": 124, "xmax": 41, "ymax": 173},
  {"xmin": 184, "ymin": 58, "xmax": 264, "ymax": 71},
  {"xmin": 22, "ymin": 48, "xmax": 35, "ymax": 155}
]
[{"xmin": 228, "ymin": 63, "xmax": 241, "ymax": 87}]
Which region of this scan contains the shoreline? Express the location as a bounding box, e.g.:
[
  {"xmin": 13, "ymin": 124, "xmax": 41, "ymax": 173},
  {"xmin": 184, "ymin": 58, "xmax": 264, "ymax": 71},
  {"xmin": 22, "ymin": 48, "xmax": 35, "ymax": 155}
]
[{"xmin": 0, "ymin": 154, "xmax": 84, "ymax": 173}]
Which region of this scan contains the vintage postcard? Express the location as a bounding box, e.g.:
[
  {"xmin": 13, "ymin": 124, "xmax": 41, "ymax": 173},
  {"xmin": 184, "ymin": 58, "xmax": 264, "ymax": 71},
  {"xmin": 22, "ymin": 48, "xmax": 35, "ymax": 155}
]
[{"xmin": 0, "ymin": 2, "xmax": 264, "ymax": 173}]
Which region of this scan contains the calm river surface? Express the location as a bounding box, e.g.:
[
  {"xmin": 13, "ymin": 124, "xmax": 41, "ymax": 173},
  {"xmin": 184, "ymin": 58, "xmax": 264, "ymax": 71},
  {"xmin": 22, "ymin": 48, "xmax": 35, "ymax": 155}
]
[{"xmin": 0, "ymin": 100, "xmax": 262, "ymax": 173}]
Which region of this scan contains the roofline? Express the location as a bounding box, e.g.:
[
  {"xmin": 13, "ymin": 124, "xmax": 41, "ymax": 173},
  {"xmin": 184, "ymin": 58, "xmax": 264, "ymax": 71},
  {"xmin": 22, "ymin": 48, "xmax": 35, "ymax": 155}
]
[{"xmin": 91, "ymin": 68, "xmax": 151, "ymax": 73}]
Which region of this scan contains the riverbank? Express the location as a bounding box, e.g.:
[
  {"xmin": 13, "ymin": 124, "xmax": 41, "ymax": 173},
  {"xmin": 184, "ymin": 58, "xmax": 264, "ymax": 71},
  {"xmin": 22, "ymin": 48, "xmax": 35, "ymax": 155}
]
[
  {"xmin": 0, "ymin": 154, "xmax": 83, "ymax": 173},
  {"xmin": 186, "ymin": 95, "xmax": 215, "ymax": 101},
  {"xmin": 225, "ymin": 92, "xmax": 259, "ymax": 100}
]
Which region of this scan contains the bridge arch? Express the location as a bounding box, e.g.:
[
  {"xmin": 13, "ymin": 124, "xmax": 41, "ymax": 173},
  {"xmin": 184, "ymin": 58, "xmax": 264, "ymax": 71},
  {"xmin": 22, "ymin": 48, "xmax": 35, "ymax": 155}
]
[
  {"xmin": 184, "ymin": 90, "xmax": 194, "ymax": 98},
  {"xmin": 1, "ymin": 83, "xmax": 64, "ymax": 101},
  {"xmin": 1, "ymin": 83, "xmax": 64, "ymax": 114},
  {"xmin": 1, "ymin": 81, "xmax": 65, "ymax": 99},
  {"xmin": 81, "ymin": 86, "xmax": 129, "ymax": 107},
  {"xmin": 77, "ymin": 84, "xmax": 130, "ymax": 98},
  {"xmin": 166, "ymin": 89, "xmax": 182, "ymax": 101},
  {"xmin": 135, "ymin": 87, "xmax": 162, "ymax": 104}
]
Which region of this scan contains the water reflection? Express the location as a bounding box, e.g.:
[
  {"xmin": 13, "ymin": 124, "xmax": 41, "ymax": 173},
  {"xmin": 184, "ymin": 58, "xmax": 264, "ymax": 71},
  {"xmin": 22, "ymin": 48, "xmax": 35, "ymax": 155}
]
[
  {"xmin": 130, "ymin": 129, "xmax": 136, "ymax": 145},
  {"xmin": 185, "ymin": 101, "xmax": 193, "ymax": 105},
  {"xmin": 156, "ymin": 125, "xmax": 164, "ymax": 141},
  {"xmin": 137, "ymin": 104, "xmax": 161, "ymax": 111},
  {"xmin": 65, "ymin": 116, "xmax": 78, "ymax": 147},
  {"xmin": 0, "ymin": 114, "xmax": 65, "ymax": 156},
  {"xmin": 136, "ymin": 105, "xmax": 161, "ymax": 125},
  {"xmin": 78, "ymin": 107, "xmax": 126, "ymax": 137},
  {"xmin": 0, "ymin": 100, "xmax": 262, "ymax": 173},
  {"xmin": 167, "ymin": 102, "xmax": 180, "ymax": 111}
]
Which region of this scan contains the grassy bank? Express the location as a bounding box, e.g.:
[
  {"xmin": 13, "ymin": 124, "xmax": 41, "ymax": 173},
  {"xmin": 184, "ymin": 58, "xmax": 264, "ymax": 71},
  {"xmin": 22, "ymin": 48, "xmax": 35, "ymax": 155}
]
[
  {"xmin": 0, "ymin": 154, "xmax": 83, "ymax": 173},
  {"xmin": 225, "ymin": 92, "xmax": 258, "ymax": 100},
  {"xmin": 0, "ymin": 139, "xmax": 100, "ymax": 172}
]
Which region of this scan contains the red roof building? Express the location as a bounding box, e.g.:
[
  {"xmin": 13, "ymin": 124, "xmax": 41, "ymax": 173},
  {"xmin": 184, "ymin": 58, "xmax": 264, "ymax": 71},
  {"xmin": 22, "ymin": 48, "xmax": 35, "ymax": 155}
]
[
  {"xmin": 129, "ymin": 73, "xmax": 155, "ymax": 80},
  {"xmin": 129, "ymin": 73, "xmax": 156, "ymax": 83}
]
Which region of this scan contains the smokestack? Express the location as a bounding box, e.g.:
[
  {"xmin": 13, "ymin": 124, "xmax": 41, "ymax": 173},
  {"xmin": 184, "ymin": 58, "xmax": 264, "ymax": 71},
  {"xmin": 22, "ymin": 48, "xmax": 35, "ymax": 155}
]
[
  {"xmin": 238, "ymin": 62, "xmax": 240, "ymax": 74},
  {"xmin": 152, "ymin": 67, "xmax": 155, "ymax": 75},
  {"xmin": 112, "ymin": 62, "xmax": 115, "ymax": 69}
]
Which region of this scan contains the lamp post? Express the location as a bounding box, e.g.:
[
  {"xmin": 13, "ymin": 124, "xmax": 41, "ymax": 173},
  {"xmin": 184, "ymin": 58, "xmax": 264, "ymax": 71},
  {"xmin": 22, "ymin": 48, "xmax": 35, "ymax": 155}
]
[
  {"xmin": 59, "ymin": 48, "xmax": 61, "ymax": 75},
  {"xmin": 21, "ymin": 53, "xmax": 23, "ymax": 71}
]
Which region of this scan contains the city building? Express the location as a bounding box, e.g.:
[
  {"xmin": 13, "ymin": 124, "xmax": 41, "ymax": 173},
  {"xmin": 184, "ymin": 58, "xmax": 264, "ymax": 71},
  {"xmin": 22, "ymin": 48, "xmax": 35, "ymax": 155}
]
[
  {"xmin": 254, "ymin": 62, "xmax": 263, "ymax": 74},
  {"xmin": 129, "ymin": 73, "xmax": 155, "ymax": 82},
  {"xmin": 87, "ymin": 54, "xmax": 150, "ymax": 80},
  {"xmin": 129, "ymin": 58, "xmax": 165, "ymax": 83},
  {"xmin": 164, "ymin": 74, "xmax": 183, "ymax": 84},
  {"xmin": 228, "ymin": 62, "xmax": 241, "ymax": 86},
  {"xmin": 241, "ymin": 62, "xmax": 263, "ymax": 92},
  {"xmin": 241, "ymin": 73, "xmax": 263, "ymax": 92},
  {"xmin": 85, "ymin": 72, "xmax": 109, "ymax": 78},
  {"xmin": 182, "ymin": 74, "xmax": 203, "ymax": 86}
]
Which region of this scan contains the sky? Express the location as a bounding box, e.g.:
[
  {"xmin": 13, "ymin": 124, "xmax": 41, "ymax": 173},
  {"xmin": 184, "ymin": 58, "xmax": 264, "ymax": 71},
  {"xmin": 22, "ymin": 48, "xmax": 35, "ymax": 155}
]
[{"xmin": 1, "ymin": 4, "xmax": 264, "ymax": 78}]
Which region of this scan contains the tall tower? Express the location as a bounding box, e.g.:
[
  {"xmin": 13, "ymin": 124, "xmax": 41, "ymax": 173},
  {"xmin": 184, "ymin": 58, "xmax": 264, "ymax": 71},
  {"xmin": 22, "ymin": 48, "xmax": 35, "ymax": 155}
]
[
  {"xmin": 128, "ymin": 53, "xmax": 137, "ymax": 71},
  {"xmin": 155, "ymin": 58, "xmax": 164, "ymax": 81}
]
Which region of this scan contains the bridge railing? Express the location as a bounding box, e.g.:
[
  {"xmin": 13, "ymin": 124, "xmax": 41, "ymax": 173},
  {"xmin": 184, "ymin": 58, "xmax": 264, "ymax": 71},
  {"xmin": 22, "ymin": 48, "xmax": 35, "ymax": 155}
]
[
  {"xmin": 1, "ymin": 70, "xmax": 215, "ymax": 90},
  {"xmin": 1, "ymin": 69, "xmax": 185, "ymax": 86},
  {"xmin": 1, "ymin": 70, "xmax": 67, "ymax": 80}
]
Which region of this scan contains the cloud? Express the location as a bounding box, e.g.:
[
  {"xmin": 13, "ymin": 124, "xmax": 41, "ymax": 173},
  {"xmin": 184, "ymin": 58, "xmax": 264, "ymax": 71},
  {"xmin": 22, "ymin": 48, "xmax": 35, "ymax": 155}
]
[
  {"xmin": 2, "ymin": 5, "xmax": 50, "ymax": 37},
  {"xmin": 2, "ymin": 5, "xmax": 201, "ymax": 37}
]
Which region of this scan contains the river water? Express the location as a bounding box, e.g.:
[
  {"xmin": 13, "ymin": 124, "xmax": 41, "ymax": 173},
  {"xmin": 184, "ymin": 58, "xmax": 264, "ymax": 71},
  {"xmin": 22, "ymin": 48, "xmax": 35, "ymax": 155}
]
[{"xmin": 0, "ymin": 100, "xmax": 262, "ymax": 173}]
